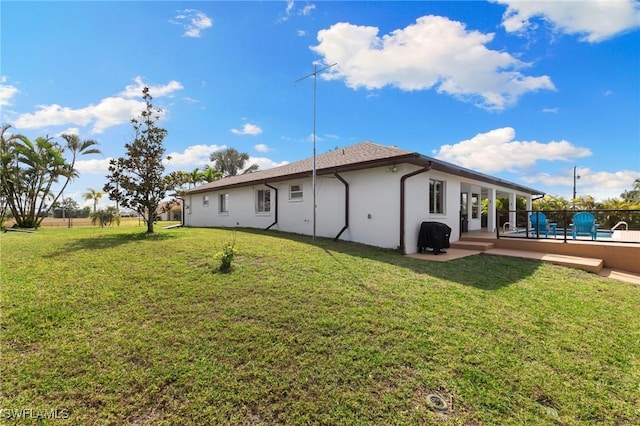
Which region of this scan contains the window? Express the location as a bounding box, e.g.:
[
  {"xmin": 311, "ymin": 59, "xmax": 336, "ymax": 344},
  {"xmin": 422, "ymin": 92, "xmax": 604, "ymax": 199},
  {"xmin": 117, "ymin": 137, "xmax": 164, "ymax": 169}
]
[
  {"xmin": 429, "ymin": 179, "xmax": 445, "ymax": 214},
  {"xmin": 471, "ymin": 193, "xmax": 480, "ymax": 219},
  {"xmin": 219, "ymin": 193, "xmax": 229, "ymax": 213},
  {"xmin": 202, "ymin": 195, "xmax": 209, "ymax": 207},
  {"xmin": 256, "ymin": 189, "xmax": 271, "ymax": 213},
  {"xmin": 289, "ymin": 184, "xmax": 303, "ymax": 201}
]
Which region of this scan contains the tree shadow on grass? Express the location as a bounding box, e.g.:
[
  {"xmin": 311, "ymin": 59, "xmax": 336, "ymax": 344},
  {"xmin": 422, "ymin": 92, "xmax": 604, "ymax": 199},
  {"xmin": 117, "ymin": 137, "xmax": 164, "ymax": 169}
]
[
  {"xmin": 231, "ymin": 228, "xmax": 543, "ymax": 291},
  {"xmin": 45, "ymin": 231, "xmax": 177, "ymax": 258}
]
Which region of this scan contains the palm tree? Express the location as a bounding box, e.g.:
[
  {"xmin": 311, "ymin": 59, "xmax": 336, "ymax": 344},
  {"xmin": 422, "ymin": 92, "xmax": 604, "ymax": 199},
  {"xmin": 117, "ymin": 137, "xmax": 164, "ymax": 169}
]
[
  {"xmin": 90, "ymin": 206, "xmax": 120, "ymax": 228},
  {"xmin": 0, "ymin": 127, "xmax": 100, "ymax": 228},
  {"xmin": 188, "ymin": 168, "xmax": 203, "ymax": 188},
  {"xmin": 83, "ymin": 188, "xmax": 104, "ymax": 212},
  {"xmin": 201, "ymin": 165, "xmax": 222, "ymax": 183},
  {"xmin": 209, "ymin": 148, "xmax": 258, "ymax": 177},
  {"xmin": 621, "ymin": 178, "xmax": 640, "ymax": 204}
]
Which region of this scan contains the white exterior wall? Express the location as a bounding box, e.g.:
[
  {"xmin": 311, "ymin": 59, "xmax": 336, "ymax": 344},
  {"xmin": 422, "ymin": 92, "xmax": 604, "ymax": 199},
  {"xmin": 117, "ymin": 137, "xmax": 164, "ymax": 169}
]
[
  {"xmin": 184, "ymin": 163, "xmax": 536, "ymax": 255},
  {"xmin": 185, "ymin": 185, "xmax": 275, "ymax": 229},
  {"xmin": 403, "ymin": 169, "xmax": 461, "ymax": 254},
  {"xmin": 334, "ymin": 167, "xmax": 401, "ymax": 249}
]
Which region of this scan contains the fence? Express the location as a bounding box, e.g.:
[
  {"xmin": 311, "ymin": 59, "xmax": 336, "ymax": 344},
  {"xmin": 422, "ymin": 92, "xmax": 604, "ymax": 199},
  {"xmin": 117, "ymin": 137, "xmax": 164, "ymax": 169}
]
[{"xmin": 496, "ymin": 209, "xmax": 640, "ymax": 244}]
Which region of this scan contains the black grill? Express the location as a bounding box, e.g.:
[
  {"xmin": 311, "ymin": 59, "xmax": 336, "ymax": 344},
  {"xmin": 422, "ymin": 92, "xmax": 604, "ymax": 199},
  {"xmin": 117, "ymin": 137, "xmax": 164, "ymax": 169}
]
[{"xmin": 417, "ymin": 222, "xmax": 451, "ymax": 255}]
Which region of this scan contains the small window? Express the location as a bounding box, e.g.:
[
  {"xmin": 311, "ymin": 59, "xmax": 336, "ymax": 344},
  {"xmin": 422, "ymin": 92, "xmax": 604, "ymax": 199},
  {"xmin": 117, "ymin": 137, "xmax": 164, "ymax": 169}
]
[
  {"xmin": 219, "ymin": 193, "xmax": 229, "ymax": 213},
  {"xmin": 256, "ymin": 189, "xmax": 271, "ymax": 213},
  {"xmin": 289, "ymin": 184, "xmax": 303, "ymax": 201},
  {"xmin": 429, "ymin": 179, "xmax": 445, "ymax": 214},
  {"xmin": 471, "ymin": 193, "xmax": 480, "ymax": 219},
  {"xmin": 202, "ymin": 195, "xmax": 209, "ymax": 207}
]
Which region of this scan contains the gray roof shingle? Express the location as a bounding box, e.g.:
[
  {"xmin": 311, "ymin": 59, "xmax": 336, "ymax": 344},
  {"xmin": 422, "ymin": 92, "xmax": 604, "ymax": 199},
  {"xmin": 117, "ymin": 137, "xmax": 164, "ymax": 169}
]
[
  {"xmin": 187, "ymin": 141, "xmax": 418, "ymax": 193},
  {"xmin": 186, "ymin": 140, "xmax": 544, "ymax": 196}
]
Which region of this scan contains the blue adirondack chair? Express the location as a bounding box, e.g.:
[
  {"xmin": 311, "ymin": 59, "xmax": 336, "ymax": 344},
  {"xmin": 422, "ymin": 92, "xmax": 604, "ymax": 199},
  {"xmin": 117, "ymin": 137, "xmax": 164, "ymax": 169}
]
[
  {"xmin": 571, "ymin": 212, "xmax": 599, "ymax": 240},
  {"xmin": 529, "ymin": 212, "xmax": 557, "ymax": 238}
]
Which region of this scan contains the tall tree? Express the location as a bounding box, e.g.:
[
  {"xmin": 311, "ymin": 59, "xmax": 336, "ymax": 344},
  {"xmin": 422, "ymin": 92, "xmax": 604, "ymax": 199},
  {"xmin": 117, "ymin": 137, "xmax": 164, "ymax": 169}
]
[
  {"xmin": 0, "ymin": 124, "xmax": 100, "ymax": 228},
  {"xmin": 103, "ymin": 87, "xmax": 172, "ymax": 234},
  {"xmin": 621, "ymin": 178, "xmax": 640, "ymax": 205},
  {"xmin": 574, "ymin": 195, "xmax": 597, "ymax": 210},
  {"xmin": 188, "ymin": 167, "xmax": 203, "ymax": 188},
  {"xmin": 83, "ymin": 188, "xmax": 104, "ymax": 212},
  {"xmin": 201, "ymin": 165, "xmax": 222, "ymax": 183},
  {"xmin": 533, "ymin": 195, "xmax": 570, "ymax": 211},
  {"xmin": 209, "ymin": 148, "xmax": 258, "ymax": 177},
  {"xmin": 90, "ymin": 206, "xmax": 120, "ymax": 228}
]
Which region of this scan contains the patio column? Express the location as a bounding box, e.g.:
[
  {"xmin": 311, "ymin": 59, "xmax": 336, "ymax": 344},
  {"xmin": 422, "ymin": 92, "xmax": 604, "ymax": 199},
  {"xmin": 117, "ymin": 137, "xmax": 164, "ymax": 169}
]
[
  {"xmin": 487, "ymin": 188, "xmax": 497, "ymax": 232},
  {"xmin": 509, "ymin": 192, "xmax": 517, "ymax": 229}
]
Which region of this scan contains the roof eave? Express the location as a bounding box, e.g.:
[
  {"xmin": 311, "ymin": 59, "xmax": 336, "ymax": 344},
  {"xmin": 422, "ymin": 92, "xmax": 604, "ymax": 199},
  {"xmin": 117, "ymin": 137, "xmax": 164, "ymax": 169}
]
[
  {"xmin": 185, "ymin": 153, "xmax": 423, "ymax": 195},
  {"xmin": 415, "ymin": 153, "xmax": 545, "ymax": 196}
]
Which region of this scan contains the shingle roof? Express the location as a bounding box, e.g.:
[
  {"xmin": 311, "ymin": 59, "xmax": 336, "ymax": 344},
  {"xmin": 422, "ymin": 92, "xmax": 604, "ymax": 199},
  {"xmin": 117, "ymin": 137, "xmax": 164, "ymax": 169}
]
[
  {"xmin": 186, "ymin": 140, "xmax": 544, "ymax": 196},
  {"xmin": 187, "ymin": 141, "xmax": 419, "ymax": 194}
]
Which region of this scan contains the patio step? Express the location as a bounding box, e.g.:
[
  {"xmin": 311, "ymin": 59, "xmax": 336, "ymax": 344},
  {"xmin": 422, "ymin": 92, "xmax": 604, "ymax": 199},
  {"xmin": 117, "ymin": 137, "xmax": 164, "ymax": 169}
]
[
  {"xmin": 450, "ymin": 241, "xmax": 495, "ymax": 251},
  {"xmin": 483, "ymin": 249, "xmax": 604, "ymax": 274}
]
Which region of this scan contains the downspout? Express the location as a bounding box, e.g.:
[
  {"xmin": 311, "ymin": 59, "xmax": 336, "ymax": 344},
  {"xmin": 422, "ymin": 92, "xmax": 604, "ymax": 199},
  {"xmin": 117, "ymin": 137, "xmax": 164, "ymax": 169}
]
[
  {"xmin": 264, "ymin": 182, "xmax": 278, "ymax": 230},
  {"xmin": 177, "ymin": 196, "xmax": 185, "ymax": 227},
  {"xmin": 333, "ymin": 172, "xmax": 349, "ymax": 241},
  {"xmin": 399, "ymin": 163, "xmax": 432, "ymax": 254}
]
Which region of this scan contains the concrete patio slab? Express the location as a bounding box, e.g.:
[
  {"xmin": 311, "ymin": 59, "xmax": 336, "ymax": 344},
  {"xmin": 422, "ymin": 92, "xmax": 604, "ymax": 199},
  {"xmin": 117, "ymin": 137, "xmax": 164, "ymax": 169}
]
[{"xmin": 405, "ymin": 249, "xmax": 481, "ymax": 262}]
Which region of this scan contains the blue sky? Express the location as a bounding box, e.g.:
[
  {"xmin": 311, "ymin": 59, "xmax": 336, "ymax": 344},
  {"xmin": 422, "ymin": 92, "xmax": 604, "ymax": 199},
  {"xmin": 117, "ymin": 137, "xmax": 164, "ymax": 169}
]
[{"xmin": 1, "ymin": 0, "xmax": 639, "ymax": 208}]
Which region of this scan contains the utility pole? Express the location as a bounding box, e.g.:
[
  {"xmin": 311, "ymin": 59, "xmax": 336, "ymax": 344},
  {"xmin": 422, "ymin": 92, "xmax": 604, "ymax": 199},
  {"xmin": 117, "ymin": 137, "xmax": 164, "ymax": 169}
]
[
  {"xmin": 295, "ymin": 62, "xmax": 337, "ymax": 241},
  {"xmin": 572, "ymin": 165, "xmax": 580, "ymax": 208}
]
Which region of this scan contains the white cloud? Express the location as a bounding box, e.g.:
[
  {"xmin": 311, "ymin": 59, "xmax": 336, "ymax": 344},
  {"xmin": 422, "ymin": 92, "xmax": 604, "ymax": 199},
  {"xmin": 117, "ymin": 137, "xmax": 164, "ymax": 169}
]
[
  {"xmin": 170, "ymin": 9, "xmax": 213, "ymax": 38},
  {"xmin": 494, "ymin": 0, "xmax": 640, "ymax": 43},
  {"xmin": 0, "ymin": 77, "xmax": 19, "ymax": 106},
  {"xmin": 248, "ymin": 156, "xmax": 289, "ymax": 171},
  {"xmin": 13, "ymin": 78, "xmax": 183, "ymax": 134},
  {"xmin": 432, "ymin": 127, "xmax": 592, "ymax": 173},
  {"xmin": 311, "ymin": 16, "xmax": 555, "ymax": 110},
  {"xmin": 74, "ymin": 158, "xmax": 112, "ymax": 174},
  {"xmin": 297, "ymin": 30, "xmax": 307, "ymax": 37},
  {"xmin": 14, "ymin": 97, "xmax": 146, "ymax": 134},
  {"xmin": 286, "ymin": 0, "xmax": 295, "ymax": 16},
  {"xmin": 280, "ymin": 1, "xmax": 316, "ymax": 22},
  {"xmin": 55, "ymin": 127, "xmax": 80, "ymax": 137},
  {"xmin": 301, "ymin": 3, "xmax": 316, "ymax": 16},
  {"xmin": 254, "ymin": 144, "xmax": 271, "ymax": 153},
  {"xmin": 119, "ymin": 76, "xmax": 184, "ymax": 98},
  {"xmin": 231, "ymin": 123, "xmax": 263, "ymax": 136},
  {"xmin": 542, "ymin": 107, "xmax": 558, "ymax": 113},
  {"xmin": 165, "ymin": 144, "xmax": 225, "ymax": 168},
  {"xmin": 523, "ymin": 168, "xmax": 639, "ymax": 200}
]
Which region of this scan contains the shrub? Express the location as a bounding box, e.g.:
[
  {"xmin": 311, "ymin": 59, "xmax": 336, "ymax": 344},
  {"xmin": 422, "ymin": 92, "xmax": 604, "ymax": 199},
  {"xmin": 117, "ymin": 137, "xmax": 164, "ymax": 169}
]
[{"xmin": 215, "ymin": 241, "xmax": 237, "ymax": 272}]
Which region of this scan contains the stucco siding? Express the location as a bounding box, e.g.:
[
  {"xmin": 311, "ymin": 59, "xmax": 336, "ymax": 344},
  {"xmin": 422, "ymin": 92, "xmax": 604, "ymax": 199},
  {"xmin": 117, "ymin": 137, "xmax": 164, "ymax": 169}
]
[
  {"xmin": 183, "ymin": 161, "xmax": 536, "ymax": 255},
  {"xmin": 402, "ymin": 169, "xmax": 461, "ymax": 254},
  {"xmin": 336, "ymin": 167, "xmax": 401, "ymax": 248},
  {"xmin": 186, "ymin": 186, "xmax": 274, "ymax": 229}
]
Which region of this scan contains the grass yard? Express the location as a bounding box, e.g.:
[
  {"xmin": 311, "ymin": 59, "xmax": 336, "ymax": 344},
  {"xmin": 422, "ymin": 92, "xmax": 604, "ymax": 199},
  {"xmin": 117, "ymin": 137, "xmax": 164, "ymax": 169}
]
[{"xmin": 1, "ymin": 226, "xmax": 639, "ymax": 425}]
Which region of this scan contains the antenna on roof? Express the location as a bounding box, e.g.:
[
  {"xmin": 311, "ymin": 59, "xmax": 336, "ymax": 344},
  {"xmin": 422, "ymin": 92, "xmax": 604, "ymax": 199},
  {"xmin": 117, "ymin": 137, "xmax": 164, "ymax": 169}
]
[{"xmin": 295, "ymin": 62, "xmax": 337, "ymax": 241}]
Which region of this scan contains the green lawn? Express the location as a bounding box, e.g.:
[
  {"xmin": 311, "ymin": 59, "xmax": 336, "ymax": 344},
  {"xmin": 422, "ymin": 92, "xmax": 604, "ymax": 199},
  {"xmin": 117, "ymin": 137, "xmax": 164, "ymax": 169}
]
[{"xmin": 1, "ymin": 226, "xmax": 638, "ymax": 425}]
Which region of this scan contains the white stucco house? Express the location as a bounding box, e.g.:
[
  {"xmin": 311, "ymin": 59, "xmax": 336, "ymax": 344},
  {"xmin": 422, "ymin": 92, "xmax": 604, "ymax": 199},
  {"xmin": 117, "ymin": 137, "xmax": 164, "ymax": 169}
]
[{"xmin": 183, "ymin": 142, "xmax": 544, "ymax": 254}]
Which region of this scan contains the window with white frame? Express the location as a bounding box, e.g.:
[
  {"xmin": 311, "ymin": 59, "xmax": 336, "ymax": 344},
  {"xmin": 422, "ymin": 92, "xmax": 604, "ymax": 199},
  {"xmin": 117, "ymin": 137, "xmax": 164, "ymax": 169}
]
[
  {"xmin": 429, "ymin": 178, "xmax": 445, "ymax": 214},
  {"xmin": 219, "ymin": 193, "xmax": 229, "ymax": 213},
  {"xmin": 202, "ymin": 195, "xmax": 209, "ymax": 207},
  {"xmin": 289, "ymin": 184, "xmax": 303, "ymax": 201},
  {"xmin": 256, "ymin": 189, "xmax": 271, "ymax": 213}
]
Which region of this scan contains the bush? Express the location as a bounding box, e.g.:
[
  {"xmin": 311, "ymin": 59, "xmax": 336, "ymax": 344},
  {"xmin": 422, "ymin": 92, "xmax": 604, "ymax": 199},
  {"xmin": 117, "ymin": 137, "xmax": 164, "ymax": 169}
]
[{"xmin": 215, "ymin": 241, "xmax": 237, "ymax": 272}]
